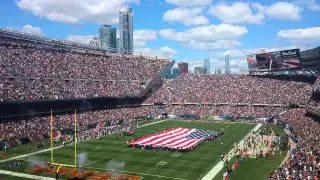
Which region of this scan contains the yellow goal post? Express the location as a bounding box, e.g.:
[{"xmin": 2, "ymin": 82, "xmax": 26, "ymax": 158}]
[{"xmin": 50, "ymin": 110, "xmax": 77, "ymax": 168}]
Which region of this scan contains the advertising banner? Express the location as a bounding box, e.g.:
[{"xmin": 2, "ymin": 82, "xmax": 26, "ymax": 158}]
[{"xmin": 247, "ymin": 49, "xmax": 301, "ymax": 71}]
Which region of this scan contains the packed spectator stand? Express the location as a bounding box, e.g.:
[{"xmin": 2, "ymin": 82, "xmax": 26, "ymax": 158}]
[
  {"xmin": 0, "ymin": 71, "xmax": 315, "ymax": 143},
  {"xmin": 0, "ymin": 31, "xmax": 172, "ymax": 101},
  {"xmin": 146, "ymin": 74, "xmax": 313, "ymax": 104},
  {"xmin": 1, "ymin": 28, "xmax": 320, "ymax": 180},
  {"xmin": 165, "ymin": 105, "xmax": 285, "ymax": 118},
  {"xmin": 268, "ymin": 109, "xmax": 320, "ymax": 180},
  {"xmin": 0, "ymin": 106, "xmax": 158, "ymax": 141},
  {"xmin": 0, "ymin": 104, "xmax": 288, "ymax": 142},
  {"xmin": 0, "ymin": 78, "xmax": 143, "ymax": 101},
  {"xmin": 0, "ymin": 39, "xmax": 170, "ymax": 80},
  {"xmin": 306, "ymin": 76, "xmax": 320, "ymax": 116}
]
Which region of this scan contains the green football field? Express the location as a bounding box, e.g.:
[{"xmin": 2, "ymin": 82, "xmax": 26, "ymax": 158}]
[{"xmin": 0, "ymin": 120, "xmax": 283, "ymax": 180}]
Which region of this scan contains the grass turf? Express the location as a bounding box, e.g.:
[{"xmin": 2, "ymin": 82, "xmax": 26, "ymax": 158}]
[
  {"xmin": 212, "ymin": 124, "xmax": 287, "ymax": 180},
  {"xmin": 0, "ymin": 120, "xmax": 256, "ymax": 180}
]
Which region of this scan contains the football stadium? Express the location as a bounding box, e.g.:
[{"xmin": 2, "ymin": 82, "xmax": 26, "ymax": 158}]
[{"xmin": 0, "ymin": 15, "xmax": 320, "ymax": 180}]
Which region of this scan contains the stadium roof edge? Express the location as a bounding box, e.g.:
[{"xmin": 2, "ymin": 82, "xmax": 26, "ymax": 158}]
[
  {"xmin": 0, "ymin": 28, "xmax": 172, "ymax": 61},
  {"xmin": 0, "ymin": 28, "xmax": 125, "ymax": 53}
]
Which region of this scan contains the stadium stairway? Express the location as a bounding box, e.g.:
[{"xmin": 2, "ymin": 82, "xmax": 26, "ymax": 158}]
[{"xmin": 137, "ymin": 60, "xmax": 175, "ymax": 97}]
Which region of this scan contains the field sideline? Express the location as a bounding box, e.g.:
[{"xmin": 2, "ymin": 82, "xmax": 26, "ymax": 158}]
[{"xmin": 0, "ymin": 120, "xmax": 259, "ymax": 180}]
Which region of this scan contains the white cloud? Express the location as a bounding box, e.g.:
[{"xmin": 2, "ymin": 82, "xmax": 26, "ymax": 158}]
[
  {"xmin": 132, "ymin": 30, "xmax": 178, "ymax": 59},
  {"xmin": 208, "ymin": 2, "xmax": 301, "ymax": 24},
  {"xmin": 66, "ymin": 35, "xmax": 95, "ymax": 44},
  {"xmin": 208, "ymin": 2, "xmax": 264, "ymax": 24},
  {"xmin": 160, "ymin": 46, "xmax": 179, "ymax": 54},
  {"xmin": 306, "ymin": 0, "xmax": 320, "ymax": 11},
  {"xmin": 159, "ymin": 24, "xmax": 247, "ymax": 50},
  {"xmin": 135, "ymin": 46, "xmax": 178, "ymax": 59},
  {"xmin": 159, "ymin": 24, "xmax": 248, "ymax": 42},
  {"xmin": 21, "ymin": 25, "xmax": 43, "ymax": 35},
  {"xmin": 213, "ymin": 45, "xmax": 303, "ymax": 58},
  {"xmin": 133, "ymin": 30, "xmax": 157, "ymax": 47},
  {"xmin": 164, "ymin": 0, "xmax": 212, "ymax": 6},
  {"xmin": 163, "ymin": 7, "xmax": 209, "ymax": 26},
  {"xmin": 277, "ymin": 27, "xmax": 320, "ymax": 42},
  {"xmin": 263, "ymin": 2, "xmax": 301, "ymax": 20},
  {"xmin": 16, "ymin": 0, "xmax": 139, "ymax": 24},
  {"xmin": 188, "ymin": 40, "xmax": 241, "ymax": 50},
  {"xmin": 294, "ymin": 0, "xmax": 320, "ymax": 11}
]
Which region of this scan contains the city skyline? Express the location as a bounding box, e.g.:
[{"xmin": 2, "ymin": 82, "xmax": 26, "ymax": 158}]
[
  {"xmin": 2, "ymin": 0, "xmax": 319, "ymax": 73},
  {"xmin": 90, "ymin": 8, "xmax": 133, "ymax": 54},
  {"xmin": 119, "ymin": 7, "xmax": 134, "ymax": 54}
]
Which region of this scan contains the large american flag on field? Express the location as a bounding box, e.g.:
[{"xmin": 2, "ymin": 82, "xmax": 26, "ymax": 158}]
[{"xmin": 128, "ymin": 127, "xmax": 218, "ymax": 150}]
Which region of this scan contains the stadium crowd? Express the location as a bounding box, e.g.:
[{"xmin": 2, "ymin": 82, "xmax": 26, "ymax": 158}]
[
  {"xmin": 0, "ymin": 106, "xmax": 157, "ymax": 141},
  {"xmin": 307, "ymin": 100, "xmax": 320, "ymax": 114},
  {"xmin": 0, "ymin": 38, "xmax": 171, "ymax": 101},
  {"xmin": 268, "ymin": 109, "xmax": 320, "ymax": 180},
  {"xmin": 1, "ymin": 29, "xmax": 319, "ymax": 180},
  {"xmin": 0, "ymin": 39, "xmax": 170, "ymax": 80},
  {"xmin": 165, "ymin": 105, "xmax": 284, "ymax": 118},
  {"xmin": 0, "ymin": 105, "xmax": 286, "ymax": 142},
  {"xmin": 0, "ymin": 78, "xmax": 143, "ymax": 101},
  {"xmin": 146, "ymin": 74, "xmax": 312, "ymax": 104}
]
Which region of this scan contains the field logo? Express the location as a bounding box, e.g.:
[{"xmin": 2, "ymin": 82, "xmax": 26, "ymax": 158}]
[
  {"xmin": 171, "ymin": 153, "xmax": 180, "ymax": 158},
  {"xmin": 157, "ymin": 161, "xmax": 167, "ymax": 166},
  {"xmin": 0, "ymin": 162, "xmax": 24, "ymax": 168}
]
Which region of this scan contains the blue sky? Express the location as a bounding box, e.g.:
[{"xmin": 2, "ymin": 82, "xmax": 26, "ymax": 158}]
[{"xmin": 0, "ymin": 0, "xmax": 320, "ymax": 73}]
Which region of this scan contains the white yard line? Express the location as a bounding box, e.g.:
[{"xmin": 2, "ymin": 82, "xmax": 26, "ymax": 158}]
[
  {"xmin": 138, "ymin": 119, "xmax": 167, "ymax": 127},
  {"xmin": 201, "ymin": 123, "xmax": 263, "ymax": 180},
  {"xmin": 0, "ymin": 170, "xmax": 56, "ymax": 180},
  {"xmin": 0, "ymin": 119, "xmax": 167, "ymax": 164},
  {"xmin": 87, "ymin": 166, "xmax": 188, "ymax": 180},
  {"xmin": 0, "ymin": 145, "xmax": 63, "ymax": 163},
  {"xmin": 0, "ymin": 120, "xmax": 168, "ymax": 179}
]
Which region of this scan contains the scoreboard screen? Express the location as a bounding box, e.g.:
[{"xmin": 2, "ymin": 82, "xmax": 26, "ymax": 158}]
[{"xmin": 246, "ymin": 49, "xmax": 301, "ymax": 71}]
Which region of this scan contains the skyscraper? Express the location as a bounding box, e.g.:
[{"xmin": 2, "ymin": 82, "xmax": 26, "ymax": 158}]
[
  {"xmin": 99, "ymin": 25, "xmax": 117, "ymax": 52},
  {"xmin": 204, "ymin": 58, "xmax": 210, "ymax": 74},
  {"xmin": 119, "ymin": 7, "xmax": 133, "ymax": 54},
  {"xmin": 178, "ymin": 62, "xmax": 188, "ymax": 74},
  {"xmin": 225, "ymin": 55, "xmax": 230, "ymax": 74}
]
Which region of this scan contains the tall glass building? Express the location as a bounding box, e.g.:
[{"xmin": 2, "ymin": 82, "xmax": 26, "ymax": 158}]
[
  {"xmin": 99, "ymin": 25, "xmax": 117, "ymax": 52},
  {"xmin": 204, "ymin": 58, "xmax": 210, "ymax": 74},
  {"xmin": 225, "ymin": 55, "xmax": 230, "ymax": 74},
  {"xmin": 119, "ymin": 7, "xmax": 133, "ymax": 54}
]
